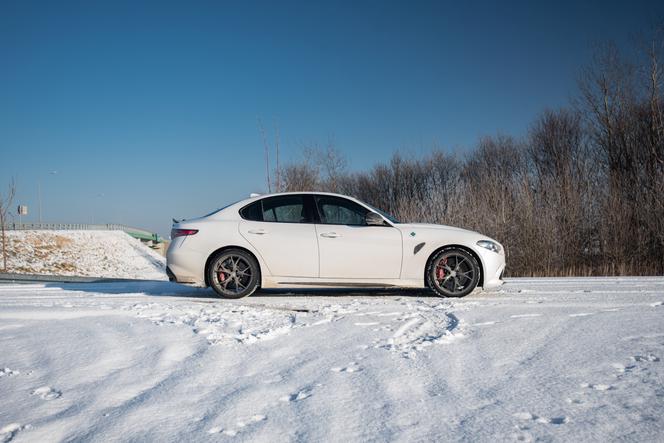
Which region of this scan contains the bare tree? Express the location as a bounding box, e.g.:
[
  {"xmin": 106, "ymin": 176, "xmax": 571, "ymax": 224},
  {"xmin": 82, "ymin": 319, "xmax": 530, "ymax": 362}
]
[
  {"xmin": 0, "ymin": 179, "xmax": 16, "ymax": 272},
  {"xmin": 278, "ymin": 139, "xmax": 347, "ymax": 193},
  {"xmin": 271, "ymin": 33, "xmax": 664, "ymax": 277},
  {"xmin": 279, "ymin": 163, "xmax": 320, "ymax": 191},
  {"xmin": 258, "ymin": 118, "xmax": 272, "ymax": 192},
  {"xmin": 274, "ymin": 122, "xmax": 281, "ymax": 192},
  {"xmin": 258, "ymin": 118, "xmax": 284, "ymax": 192}
]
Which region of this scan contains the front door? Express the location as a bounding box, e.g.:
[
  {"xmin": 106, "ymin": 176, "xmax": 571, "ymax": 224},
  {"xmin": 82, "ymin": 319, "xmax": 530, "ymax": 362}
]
[{"xmin": 314, "ymin": 195, "xmax": 402, "ymax": 279}]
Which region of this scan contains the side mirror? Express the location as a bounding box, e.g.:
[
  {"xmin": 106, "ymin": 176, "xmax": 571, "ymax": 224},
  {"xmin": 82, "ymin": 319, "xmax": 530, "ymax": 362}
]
[{"xmin": 365, "ymin": 212, "xmax": 385, "ymax": 226}]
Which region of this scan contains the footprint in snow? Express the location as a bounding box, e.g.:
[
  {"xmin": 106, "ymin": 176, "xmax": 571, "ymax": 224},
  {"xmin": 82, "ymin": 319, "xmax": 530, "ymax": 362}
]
[
  {"xmin": 280, "ymin": 388, "xmax": 312, "ymax": 402},
  {"xmin": 0, "ymin": 368, "xmax": 20, "ymax": 377},
  {"xmin": 331, "ymin": 362, "xmax": 363, "ymax": 373},
  {"xmin": 631, "ymin": 354, "xmax": 659, "ymax": 362},
  {"xmin": 580, "ymin": 383, "xmax": 612, "ymax": 391},
  {"xmin": 611, "ymin": 363, "xmax": 636, "ymax": 373},
  {"xmin": 651, "ymin": 301, "xmax": 663, "ymax": 307},
  {"xmin": 31, "ymin": 386, "xmax": 61, "ymax": 400},
  {"xmin": 513, "ymin": 412, "xmax": 569, "ymax": 425}
]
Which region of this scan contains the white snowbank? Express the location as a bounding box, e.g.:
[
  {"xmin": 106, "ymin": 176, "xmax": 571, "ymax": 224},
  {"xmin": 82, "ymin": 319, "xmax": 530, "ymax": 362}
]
[
  {"xmin": 2, "ymin": 230, "xmax": 166, "ymax": 280},
  {"xmin": 0, "ymin": 277, "xmax": 663, "ymax": 441}
]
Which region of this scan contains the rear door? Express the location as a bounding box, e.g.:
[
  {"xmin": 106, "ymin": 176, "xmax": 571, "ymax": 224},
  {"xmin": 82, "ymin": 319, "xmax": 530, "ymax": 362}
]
[
  {"xmin": 239, "ymin": 195, "xmax": 319, "ymax": 277},
  {"xmin": 314, "ymin": 195, "xmax": 402, "ymax": 279}
]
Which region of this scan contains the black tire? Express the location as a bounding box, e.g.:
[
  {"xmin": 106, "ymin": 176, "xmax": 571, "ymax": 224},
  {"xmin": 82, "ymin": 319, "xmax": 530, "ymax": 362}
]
[
  {"xmin": 207, "ymin": 249, "xmax": 260, "ymax": 299},
  {"xmin": 426, "ymin": 247, "xmax": 480, "ymax": 298}
]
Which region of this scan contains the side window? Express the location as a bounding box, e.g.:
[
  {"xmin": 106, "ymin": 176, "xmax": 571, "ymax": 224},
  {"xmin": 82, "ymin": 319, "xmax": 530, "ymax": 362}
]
[
  {"xmin": 239, "ymin": 201, "xmax": 262, "ymax": 221},
  {"xmin": 316, "ymin": 196, "xmax": 368, "ymax": 225},
  {"xmin": 261, "ymin": 195, "xmax": 310, "ymax": 223}
]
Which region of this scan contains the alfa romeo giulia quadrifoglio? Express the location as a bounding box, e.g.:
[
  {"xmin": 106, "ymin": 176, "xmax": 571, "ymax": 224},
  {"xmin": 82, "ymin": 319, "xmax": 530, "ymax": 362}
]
[{"xmin": 166, "ymin": 192, "xmax": 505, "ymax": 298}]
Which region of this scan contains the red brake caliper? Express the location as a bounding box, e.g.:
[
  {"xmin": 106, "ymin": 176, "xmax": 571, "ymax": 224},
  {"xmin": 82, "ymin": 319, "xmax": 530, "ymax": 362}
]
[
  {"xmin": 436, "ymin": 258, "xmax": 447, "ymax": 280},
  {"xmin": 218, "ymin": 270, "xmax": 226, "ymax": 282}
]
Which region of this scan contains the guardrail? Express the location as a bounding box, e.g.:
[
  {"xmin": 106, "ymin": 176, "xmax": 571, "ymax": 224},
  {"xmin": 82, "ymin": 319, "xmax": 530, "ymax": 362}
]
[{"xmin": 5, "ymin": 222, "xmax": 162, "ymax": 243}]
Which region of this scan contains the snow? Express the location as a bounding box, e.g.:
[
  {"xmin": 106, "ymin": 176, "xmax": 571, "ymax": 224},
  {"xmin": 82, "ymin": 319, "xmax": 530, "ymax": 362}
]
[
  {"xmin": 0, "ymin": 277, "xmax": 663, "ymax": 441},
  {"xmin": 2, "ymin": 230, "xmax": 166, "ymax": 280}
]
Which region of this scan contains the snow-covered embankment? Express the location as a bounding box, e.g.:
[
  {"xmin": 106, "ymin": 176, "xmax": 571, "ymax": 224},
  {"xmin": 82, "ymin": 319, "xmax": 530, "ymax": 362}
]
[{"xmin": 2, "ymin": 230, "xmax": 166, "ymax": 280}]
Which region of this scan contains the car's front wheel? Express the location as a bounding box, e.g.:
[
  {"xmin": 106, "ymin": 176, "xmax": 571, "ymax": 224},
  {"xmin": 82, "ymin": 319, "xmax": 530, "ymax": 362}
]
[
  {"xmin": 207, "ymin": 249, "xmax": 260, "ymax": 299},
  {"xmin": 427, "ymin": 247, "xmax": 480, "ymax": 298}
]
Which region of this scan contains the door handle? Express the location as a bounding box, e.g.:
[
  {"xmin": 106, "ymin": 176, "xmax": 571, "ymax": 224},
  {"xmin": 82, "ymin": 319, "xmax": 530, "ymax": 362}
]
[
  {"xmin": 320, "ymin": 232, "xmax": 341, "ymax": 238},
  {"xmin": 248, "ymin": 229, "xmax": 267, "ymax": 235}
]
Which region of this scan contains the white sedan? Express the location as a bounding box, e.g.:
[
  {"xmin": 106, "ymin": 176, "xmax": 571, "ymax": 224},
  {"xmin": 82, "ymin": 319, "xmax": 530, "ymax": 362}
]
[{"xmin": 166, "ymin": 192, "xmax": 505, "ymax": 298}]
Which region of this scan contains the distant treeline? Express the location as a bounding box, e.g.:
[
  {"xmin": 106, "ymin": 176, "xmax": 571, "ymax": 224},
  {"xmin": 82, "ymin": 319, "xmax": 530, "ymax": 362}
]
[{"xmin": 274, "ymin": 41, "xmax": 664, "ymax": 277}]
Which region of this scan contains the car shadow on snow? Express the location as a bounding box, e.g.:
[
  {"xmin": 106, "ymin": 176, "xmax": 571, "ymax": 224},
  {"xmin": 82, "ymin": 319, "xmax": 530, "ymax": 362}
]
[{"xmin": 38, "ymin": 280, "xmax": 439, "ymax": 299}]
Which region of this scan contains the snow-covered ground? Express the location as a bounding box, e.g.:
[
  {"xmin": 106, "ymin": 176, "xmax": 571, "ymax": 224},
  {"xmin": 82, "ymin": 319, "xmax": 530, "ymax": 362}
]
[
  {"xmin": 0, "ymin": 277, "xmax": 663, "ymax": 442},
  {"xmin": 2, "ymin": 230, "xmax": 166, "ymax": 280}
]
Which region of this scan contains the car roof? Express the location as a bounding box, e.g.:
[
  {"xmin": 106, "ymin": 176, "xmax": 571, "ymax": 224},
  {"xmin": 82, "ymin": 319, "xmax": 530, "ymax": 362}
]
[
  {"xmin": 207, "ymin": 191, "xmax": 369, "ymax": 219},
  {"xmin": 238, "ymin": 191, "xmax": 359, "ymax": 205}
]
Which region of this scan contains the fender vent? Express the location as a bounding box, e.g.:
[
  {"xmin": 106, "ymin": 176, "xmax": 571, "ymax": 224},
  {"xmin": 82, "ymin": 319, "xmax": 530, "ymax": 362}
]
[{"xmin": 413, "ymin": 242, "xmax": 425, "ymax": 255}]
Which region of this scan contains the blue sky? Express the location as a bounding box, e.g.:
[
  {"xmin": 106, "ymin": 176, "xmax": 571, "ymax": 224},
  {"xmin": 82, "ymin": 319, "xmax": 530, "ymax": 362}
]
[{"xmin": 1, "ymin": 0, "xmax": 662, "ymax": 235}]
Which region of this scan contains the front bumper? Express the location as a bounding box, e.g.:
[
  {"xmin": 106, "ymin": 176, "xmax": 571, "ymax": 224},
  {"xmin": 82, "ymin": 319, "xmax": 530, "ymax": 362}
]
[{"xmin": 477, "ymin": 248, "xmax": 506, "ymax": 290}]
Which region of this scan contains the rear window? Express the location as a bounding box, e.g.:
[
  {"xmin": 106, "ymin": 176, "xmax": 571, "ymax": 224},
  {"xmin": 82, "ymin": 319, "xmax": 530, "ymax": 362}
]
[{"xmin": 239, "ymin": 201, "xmax": 262, "ymax": 221}]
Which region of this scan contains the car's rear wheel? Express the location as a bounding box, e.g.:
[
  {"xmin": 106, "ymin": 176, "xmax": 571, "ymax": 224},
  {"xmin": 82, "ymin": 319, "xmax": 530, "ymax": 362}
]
[
  {"xmin": 427, "ymin": 247, "xmax": 480, "ymax": 298},
  {"xmin": 207, "ymin": 249, "xmax": 260, "ymax": 299}
]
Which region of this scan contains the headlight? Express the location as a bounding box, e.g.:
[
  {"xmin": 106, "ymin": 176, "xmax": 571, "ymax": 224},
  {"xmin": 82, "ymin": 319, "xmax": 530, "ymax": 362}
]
[{"xmin": 477, "ymin": 240, "xmax": 501, "ymax": 254}]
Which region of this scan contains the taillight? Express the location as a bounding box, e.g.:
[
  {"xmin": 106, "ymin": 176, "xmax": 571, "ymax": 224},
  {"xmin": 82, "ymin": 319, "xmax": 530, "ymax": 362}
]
[{"xmin": 171, "ymin": 229, "xmax": 199, "ymax": 238}]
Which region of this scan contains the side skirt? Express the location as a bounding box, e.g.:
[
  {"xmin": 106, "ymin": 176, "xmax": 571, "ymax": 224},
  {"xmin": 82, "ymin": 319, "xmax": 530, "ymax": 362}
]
[
  {"xmin": 261, "ymin": 276, "xmax": 424, "ymax": 290},
  {"xmin": 278, "ymin": 282, "xmax": 397, "ymax": 288}
]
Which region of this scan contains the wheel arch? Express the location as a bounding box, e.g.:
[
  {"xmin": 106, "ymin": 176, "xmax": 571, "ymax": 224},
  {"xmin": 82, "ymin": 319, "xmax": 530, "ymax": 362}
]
[
  {"xmin": 424, "ymin": 244, "xmax": 484, "ymax": 288},
  {"xmin": 204, "ymin": 245, "xmax": 263, "ymax": 288}
]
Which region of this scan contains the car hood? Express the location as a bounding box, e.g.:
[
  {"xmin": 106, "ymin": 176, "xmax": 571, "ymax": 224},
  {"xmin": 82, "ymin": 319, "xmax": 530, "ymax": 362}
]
[{"xmin": 395, "ymin": 223, "xmax": 480, "ymax": 236}]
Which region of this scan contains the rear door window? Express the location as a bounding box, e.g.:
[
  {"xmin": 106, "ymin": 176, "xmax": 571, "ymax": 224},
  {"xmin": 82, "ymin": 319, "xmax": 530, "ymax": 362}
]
[{"xmin": 261, "ymin": 195, "xmax": 310, "ymax": 223}]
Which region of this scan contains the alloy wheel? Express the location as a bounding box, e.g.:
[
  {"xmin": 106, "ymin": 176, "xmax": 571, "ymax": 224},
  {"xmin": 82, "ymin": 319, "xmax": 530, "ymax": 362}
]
[
  {"xmin": 428, "ymin": 248, "xmax": 480, "ymax": 297},
  {"xmin": 211, "ymin": 254, "xmax": 254, "ymax": 297}
]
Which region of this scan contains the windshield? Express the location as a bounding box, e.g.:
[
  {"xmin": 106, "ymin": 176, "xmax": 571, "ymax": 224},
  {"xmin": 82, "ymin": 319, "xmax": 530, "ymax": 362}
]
[{"xmin": 365, "ymin": 203, "xmax": 400, "ymax": 224}]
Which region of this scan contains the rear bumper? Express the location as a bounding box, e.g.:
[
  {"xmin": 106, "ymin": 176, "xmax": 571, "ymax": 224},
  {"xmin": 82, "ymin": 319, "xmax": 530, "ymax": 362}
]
[
  {"xmin": 165, "ymin": 266, "xmax": 177, "ymax": 282},
  {"xmin": 166, "ymin": 243, "xmax": 207, "ymax": 286},
  {"xmin": 165, "ymin": 265, "xmax": 205, "ymax": 287}
]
